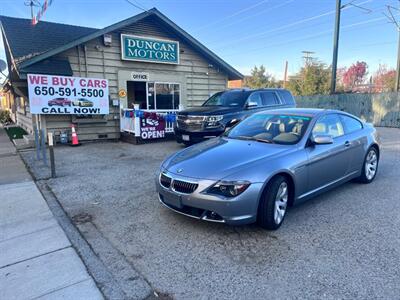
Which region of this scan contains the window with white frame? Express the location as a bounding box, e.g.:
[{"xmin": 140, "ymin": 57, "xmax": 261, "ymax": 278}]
[{"xmin": 147, "ymin": 82, "xmax": 180, "ymax": 110}]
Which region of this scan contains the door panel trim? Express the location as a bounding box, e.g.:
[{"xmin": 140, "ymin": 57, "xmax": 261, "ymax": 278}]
[{"xmin": 297, "ymin": 170, "xmax": 358, "ymax": 200}]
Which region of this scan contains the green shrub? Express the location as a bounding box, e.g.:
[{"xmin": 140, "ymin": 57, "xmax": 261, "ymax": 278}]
[{"xmin": 0, "ymin": 109, "xmax": 12, "ymax": 124}]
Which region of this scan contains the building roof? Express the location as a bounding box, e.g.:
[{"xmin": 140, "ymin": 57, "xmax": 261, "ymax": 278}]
[
  {"xmin": 0, "ymin": 8, "xmax": 243, "ymax": 80},
  {"xmin": 0, "ymin": 16, "xmax": 97, "ymax": 64}
]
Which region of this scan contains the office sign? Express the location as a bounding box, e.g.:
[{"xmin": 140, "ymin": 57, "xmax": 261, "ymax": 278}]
[
  {"xmin": 121, "ymin": 34, "xmax": 179, "ymax": 64},
  {"xmin": 27, "ymin": 74, "xmax": 109, "ymax": 115},
  {"xmin": 131, "ymin": 71, "xmax": 149, "ymax": 81}
]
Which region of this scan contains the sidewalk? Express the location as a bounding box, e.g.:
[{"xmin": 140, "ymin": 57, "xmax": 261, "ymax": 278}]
[{"xmin": 0, "ymin": 128, "xmax": 103, "ymax": 300}]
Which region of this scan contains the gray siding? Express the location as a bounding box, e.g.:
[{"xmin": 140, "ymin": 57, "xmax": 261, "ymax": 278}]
[{"xmin": 43, "ymin": 16, "xmax": 228, "ymax": 141}]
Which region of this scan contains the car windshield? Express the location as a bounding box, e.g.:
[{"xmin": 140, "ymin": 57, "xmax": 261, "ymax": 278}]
[
  {"xmin": 203, "ymin": 91, "xmax": 249, "ymax": 107},
  {"xmin": 225, "ymin": 113, "xmax": 312, "ymax": 145}
]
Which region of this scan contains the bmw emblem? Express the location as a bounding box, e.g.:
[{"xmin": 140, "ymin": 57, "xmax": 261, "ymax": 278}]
[{"xmin": 177, "ymin": 168, "xmax": 183, "ymax": 173}]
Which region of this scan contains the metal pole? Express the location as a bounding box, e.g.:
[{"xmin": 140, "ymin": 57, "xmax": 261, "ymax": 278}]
[
  {"xmin": 396, "ymin": 29, "xmax": 400, "ymax": 91},
  {"xmin": 330, "ymin": 0, "xmax": 342, "ymax": 94},
  {"xmin": 34, "ymin": 124, "xmax": 40, "ymax": 160},
  {"xmin": 48, "ymin": 132, "xmax": 56, "ymax": 178},
  {"xmin": 41, "ymin": 128, "xmax": 47, "ymax": 165}
]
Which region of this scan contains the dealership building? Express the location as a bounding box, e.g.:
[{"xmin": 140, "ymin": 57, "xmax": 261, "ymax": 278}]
[{"xmin": 0, "ymin": 8, "xmax": 242, "ymax": 141}]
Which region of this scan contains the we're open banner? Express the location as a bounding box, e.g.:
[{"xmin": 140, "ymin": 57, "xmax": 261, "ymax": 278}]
[{"xmin": 27, "ymin": 74, "xmax": 109, "ymax": 115}]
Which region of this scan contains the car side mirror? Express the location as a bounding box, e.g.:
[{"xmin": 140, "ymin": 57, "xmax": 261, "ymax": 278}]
[
  {"xmin": 246, "ymin": 101, "xmax": 258, "ymax": 109},
  {"xmin": 311, "ymin": 134, "xmax": 333, "ymax": 145}
]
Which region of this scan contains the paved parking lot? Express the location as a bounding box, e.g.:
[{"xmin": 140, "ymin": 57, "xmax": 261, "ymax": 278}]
[{"xmin": 22, "ymin": 127, "xmax": 400, "ymax": 299}]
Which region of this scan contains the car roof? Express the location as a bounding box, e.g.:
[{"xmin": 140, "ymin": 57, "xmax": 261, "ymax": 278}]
[{"xmin": 226, "ymin": 88, "xmax": 288, "ymax": 92}]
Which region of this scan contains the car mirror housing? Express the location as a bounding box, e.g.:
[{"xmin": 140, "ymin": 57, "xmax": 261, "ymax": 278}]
[
  {"xmin": 245, "ymin": 101, "xmax": 258, "ymax": 109},
  {"xmin": 311, "ymin": 134, "xmax": 333, "ymax": 145}
]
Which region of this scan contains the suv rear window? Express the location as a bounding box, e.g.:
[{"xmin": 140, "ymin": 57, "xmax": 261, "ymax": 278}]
[
  {"xmin": 261, "ymin": 91, "xmax": 280, "ymax": 106},
  {"xmin": 278, "ymin": 90, "xmax": 295, "ymax": 105},
  {"xmin": 203, "ymin": 91, "xmax": 250, "ymax": 107}
]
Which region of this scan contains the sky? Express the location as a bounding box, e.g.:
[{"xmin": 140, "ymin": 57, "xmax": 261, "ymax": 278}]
[{"xmin": 0, "ymin": 0, "xmax": 399, "ymax": 82}]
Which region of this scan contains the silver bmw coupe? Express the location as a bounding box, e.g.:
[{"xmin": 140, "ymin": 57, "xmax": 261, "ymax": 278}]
[{"xmin": 157, "ymin": 108, "xmax": 380, "ymax": 230}]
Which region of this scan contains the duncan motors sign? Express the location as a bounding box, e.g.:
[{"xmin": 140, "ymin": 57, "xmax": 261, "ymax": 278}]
[
  {"xmin": 121, "ymin": 34, "xmax": 179, "ymax": 64},
  {"xmin": 27, "ymin": 74, "xmax": 109, "ymax": 115}
]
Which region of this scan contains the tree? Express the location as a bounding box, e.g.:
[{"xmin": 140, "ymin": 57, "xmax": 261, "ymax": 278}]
[
  {"xmin": 243, "ymin": 65, "xmax": 278, "ymax": 89},
  {"xmin": 373, "ymin": 64, "xmax": 396, "ymax": 92},
  {"xmin": 286, "ymin": 61, "xmax": 331, "ymax": 96},
  {"xmin": 342, "ymin": 61, "xmax": 368, "ymax": 91}
]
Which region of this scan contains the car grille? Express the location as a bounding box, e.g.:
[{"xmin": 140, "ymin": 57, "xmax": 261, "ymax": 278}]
[
  {"xmin": 177, "ymin": 115, "xmax": 205, "ymax": 131},
  {"xmin": 160, "ymin": 173, "xmax": 198, "ymax": 194},
  {"xmin": 160, "ymin": 173, "xmax": 172, "ymax": 188},
  {"xmin": 172, "ymin": 179, "xmax": 198, "ymax": 194}
]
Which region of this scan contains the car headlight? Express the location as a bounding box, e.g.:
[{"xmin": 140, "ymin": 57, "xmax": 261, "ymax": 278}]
[
  {"xmin": 205, "ymin": 115, "xmax": 223, "ymax": 128},
  {"xmin": 207, "ymin": 181, "xmax": 251, "ymax": 197}
]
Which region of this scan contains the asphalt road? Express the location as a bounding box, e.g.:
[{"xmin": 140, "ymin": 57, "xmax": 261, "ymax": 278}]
[{"xmin": 22, "ymin": 127, "xmax": 400, "ymax": 299}]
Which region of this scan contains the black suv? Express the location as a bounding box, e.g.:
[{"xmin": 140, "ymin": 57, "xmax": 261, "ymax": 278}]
[{"xmin": 174, "ymin": 88, "xmax": 296, "ymax": 145}]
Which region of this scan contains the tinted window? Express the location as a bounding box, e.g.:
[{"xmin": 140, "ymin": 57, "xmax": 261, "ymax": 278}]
[
  {"xmin": 247, "ymin": 92, "xmax": 263, "ymax": 107},
  {"xmin": 225, "ymin": 113, "xmax": 311, "ymax": 145},
  {"xmin": 278, "ymin": 90, "xmax": 295, "ymax": 105},
  {"xmin": 261, "ymin": 91, "xmax": 280, "ymax": 106},
  {"xmin": 203, "ymin": 91, "xmax": 250, "ymax": 107},
  {"xmin": 312, "ymin": 114, "xmax": 344, "ymax": 138},
  {"xmin": 340, "ymin": 115, "xmax": 363, "ymax": 133}
]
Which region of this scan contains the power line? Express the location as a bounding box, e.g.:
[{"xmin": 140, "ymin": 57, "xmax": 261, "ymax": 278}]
[
  {"xmin": 124, "ymin": 0, "xmax": 147, "ymax": 12},
  {"xmin": 206, "ymin": 0, "xmax": 295, "ymax": 37},
  {"xmin": 193, "ymin": 0, "xmax": 269, "ymax": 32},
  {"xmin": 210, "ymin": 0, "xmax": 374, "ymax": 50},
  {"xmin": 221, "ymin": 16, "xmax": 389, "ymax": 58}
]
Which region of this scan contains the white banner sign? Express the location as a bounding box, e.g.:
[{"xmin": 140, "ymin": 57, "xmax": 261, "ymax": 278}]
[{"xmin": 27, "ymin": 74, "xmax": 109, "ymax": 115}]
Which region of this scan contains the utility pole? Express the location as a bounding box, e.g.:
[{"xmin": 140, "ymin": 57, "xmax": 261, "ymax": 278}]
[
  {"xmin": 396, "ymin": 30, "xmax": 400, "ymax": 91},
  {"xmin": 330, "ymin": 0, "xmax": 341, "ymax": 94},
  {"xmin": 283, "ymin": 60, "xmax": 288, "ymax": 88},
  {"xmin": 302, "ymin": 51, "xmax": 315, "ymax": 67},
  {"xmin": 383, "ymin": 2, "xmax": 400, "ymax": 91}
]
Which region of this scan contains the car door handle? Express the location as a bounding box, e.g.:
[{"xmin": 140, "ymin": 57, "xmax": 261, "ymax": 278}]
[{"xmin": 344, "ymin": 141, "xmax": 351, "ymax": 147}]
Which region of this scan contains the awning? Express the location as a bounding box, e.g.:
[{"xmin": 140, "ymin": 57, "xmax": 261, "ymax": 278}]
[{"xmin": 19, "ymin": 59, "xmax": 73, "ymax": 79}]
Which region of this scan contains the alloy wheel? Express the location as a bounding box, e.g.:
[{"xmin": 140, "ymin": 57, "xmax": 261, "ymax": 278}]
[
  {"xmin": 365, "ymin": 149, "xmax": 378, "ymax": 180},
  {"xmin": 274, "ymin": 182, "xmax": 288, "ymax": 224}
]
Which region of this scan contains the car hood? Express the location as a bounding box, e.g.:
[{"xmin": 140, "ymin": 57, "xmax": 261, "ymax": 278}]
[
  {"xmin": 178, "ymin": 106, "xmax": 242, "ymax": 116},
  {"xmin": 162, "ymin": 137, "xmax": 294, "ymax": 180}
]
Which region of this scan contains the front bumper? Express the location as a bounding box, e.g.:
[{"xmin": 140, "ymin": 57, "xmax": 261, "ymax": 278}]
[
  {"xmin": 174, "ymin": 126, "xmax": 225, "ymax": 143},
  {"xmin": 156, "ymin": 171, "xmax": 262, "ymax": 225}
]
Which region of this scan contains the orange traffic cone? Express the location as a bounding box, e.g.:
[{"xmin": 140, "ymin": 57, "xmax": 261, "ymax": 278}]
[{"xmin": 70, "ymin": 124, "xmax": 81, "ymax": 146}]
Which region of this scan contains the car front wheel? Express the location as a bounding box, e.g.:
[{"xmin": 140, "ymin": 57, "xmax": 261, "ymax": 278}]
[
  {"xmin": 258, "ymin": 175, "xmax": 289, "ymax": 230},
  {"xmin": 358, "ymin": 147, "xmax": 379, "ymax": 183}
]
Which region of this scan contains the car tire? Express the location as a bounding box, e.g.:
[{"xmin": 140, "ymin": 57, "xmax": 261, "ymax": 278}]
[
  {"xmin": 257, "ymin": 175, "xmax": 289, "ymax": 230},
  {"xmin": 357, "ymin": 147, "xmax": 379, "ymax": 184}
]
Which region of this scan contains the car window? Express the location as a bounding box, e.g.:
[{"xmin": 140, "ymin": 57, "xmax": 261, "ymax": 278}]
[
  {"xmin": 312, "ymin": 114, "xmax": 344, "ymax": 138},
  {"xmin": 261, "ymin": 91, "xmax": 280, "ymax": 106},
  {"xmin": 203, "ymin": 91, "xmax": 250, "ymax": 107},
  {"xmin": 278, "ymin": 90, "xmax": 295, "ymax": 105},
  {"xmin": 340, "ymin": 115, "xmax": 363, "ymax": 134},
  {"xmin": 225, "ymin": 113, "xmax": 312, "ymax": 145},
  {"xmin": 247, "ymin": 92, "xmax": 263, "ymax": 107}
]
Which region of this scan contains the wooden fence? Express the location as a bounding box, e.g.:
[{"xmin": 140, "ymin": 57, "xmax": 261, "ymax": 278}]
[{"xmin": 295, "ymin": 92, "xmax": 400, "ymax": 128}]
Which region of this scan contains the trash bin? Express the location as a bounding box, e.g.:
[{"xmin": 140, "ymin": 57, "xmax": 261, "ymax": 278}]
[{"xmin": 60, "ymin": 131, "xmax": 68, "ymax": 144}]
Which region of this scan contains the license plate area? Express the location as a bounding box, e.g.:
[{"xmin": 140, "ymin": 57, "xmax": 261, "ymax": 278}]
[
  {"xmin": 182, "ymin": 135, "xmax": 190, "ymax": 141},
  {"xmin": 161, "ymin": 190, "xmax": 182, "ymax": 208}
]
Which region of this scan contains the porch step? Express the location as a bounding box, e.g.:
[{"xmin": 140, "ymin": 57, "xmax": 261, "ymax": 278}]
[
  {"xmin": 13, "ymin": 134, "xmax": 35, "ymax": 150},
  {"xmin": 120, "ymin": 132, "xmax": 140, "ymax": 144}
]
